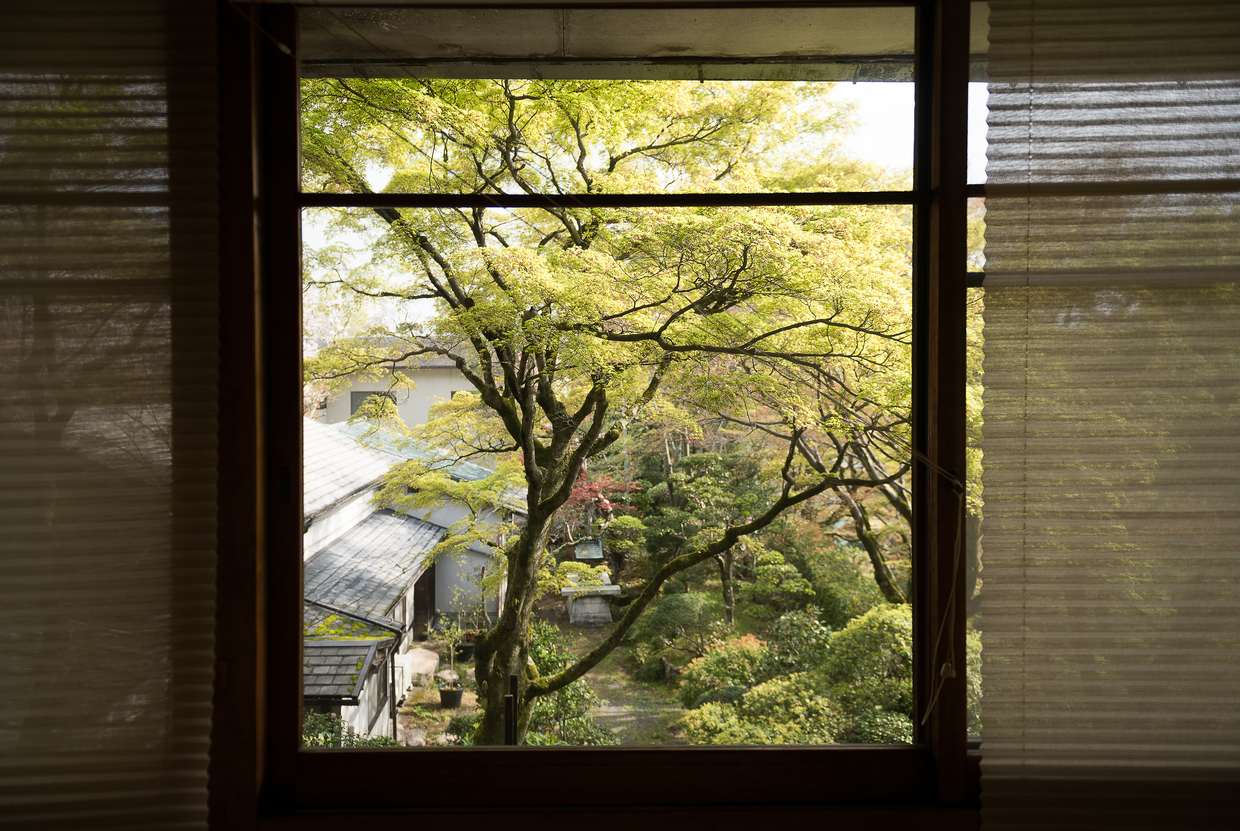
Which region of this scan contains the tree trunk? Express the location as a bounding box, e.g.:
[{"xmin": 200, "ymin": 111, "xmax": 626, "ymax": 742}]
[
  {"xmin": 715, "ymin": 549, "xmax": 735, "ymax": 626},
  {"xmin": 837, "ymin": 488, "xmax": 908, "ymax": 605},
  {"xmin": 471, "ymin": 514, "xmax": 552, "ymax": 745}
]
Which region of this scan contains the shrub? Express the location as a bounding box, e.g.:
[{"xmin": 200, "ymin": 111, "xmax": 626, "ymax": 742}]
[
  {"xmin": 680, "ymin": 702, "xmax": 741, "ymax": 744},
  {"xmin": 734, "ymin": 675, "xmax": 850, "ymax": 744},
  {"xmin": 646, "ymin": 591, "xmax": 726, "ymax": 657},
  {"xmin": 738, "ymin": 549, "xmax": 814, "ymax": 621},
  {"xmin": 628, "ymin": 642, "xmax": 683, "ymax": 683},
  {"xmin": 691, "ymin": 684, "xmax": 747, "ymax": 710},
  {"xmin": 445, "ymin": 713, "xmax": 482, "ymax": 745},
  {"xmin": 965, "ymin": 625, "xmax": 983, "ymax": 734},
  {"xmin": 846, "ymin": 710, "xmax": 913, "ymax": 744},
  {"xmin": 301, "ymin": 711, "xmax": 401, "ymax": 748},
  {"xmin": 677, "ymin": 635, "xmax": 767, "ymax": 708},
  {"xmin": 820, "ymin": 604, "xmax": 914, "ymax": 717},
  {"xmin": 525, "ymin": 620, "xmax": 619, "ymax": 746},
  {"xmin": 761, "ymin": 607, "xmax": 833, "ymax": 677},
  {"xmin": 682, "ymin": 675, "xmax": 848, "ymax": 745}
]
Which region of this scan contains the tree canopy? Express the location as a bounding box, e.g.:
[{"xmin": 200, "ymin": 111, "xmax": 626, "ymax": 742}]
[{"xmin": 301, "ymin": 77, "xmax": 914, "ymax": 744}]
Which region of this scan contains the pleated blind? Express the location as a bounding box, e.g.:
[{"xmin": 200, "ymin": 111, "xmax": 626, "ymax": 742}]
[
  {"xmin": 0, "ymin": 1, "xmax": 218, "ymax": 828},
  {"xmin": 980, "ymin": 1, "xmax": 1240, "ymax": 828}
]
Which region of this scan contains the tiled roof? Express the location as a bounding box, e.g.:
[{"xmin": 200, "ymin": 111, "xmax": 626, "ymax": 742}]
[
  {"xmin": 303, "ymin": 509, "xmax": 443, "ymax": 623},
  {"xmin": 303, "ymin": 640, "xmax": 379, "ymax": 701},
  {"xmin": 333, "ymin": 421, "xmax": 493, "ymax": 482},
  {"xmin": 303, "ymin": 416, "xmax": 402, "ymax": 517},
  {"xmin": 303, "ymin": 604, "xmax": 393, "ymax": 641},
  {"xmin": 334, "ymin": 421, "xmax": 526, "ymax": 514}
]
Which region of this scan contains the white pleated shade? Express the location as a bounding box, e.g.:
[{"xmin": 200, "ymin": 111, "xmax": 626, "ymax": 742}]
[
  {"xmin": 0, "ymin": 2, "xmax": 217, "ymax": 828},
  {"xmin": 980, "ymin": 1, "xmax": 1240, "ymax": 829}
]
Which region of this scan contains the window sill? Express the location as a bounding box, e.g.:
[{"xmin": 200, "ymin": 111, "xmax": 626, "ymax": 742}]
[{"xmin": 289, "ymin": 744, "xmax": 954, "ymax": 811}]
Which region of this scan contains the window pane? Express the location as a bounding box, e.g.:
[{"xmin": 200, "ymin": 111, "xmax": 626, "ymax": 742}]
[
  {"xmin": 302, "ymin": 191, "xmax": 915, "ymax": 747},
  {"xmin": 299, "ymin": 34, "xmax": 920, "ymax": 746},
  {"xmin": 300, "ymin": 77, "xmax": 914, "ymax": 196}
]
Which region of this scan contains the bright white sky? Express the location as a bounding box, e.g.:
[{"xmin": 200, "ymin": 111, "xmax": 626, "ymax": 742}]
[{"xmin": 835, "ymin": 82, "xmax": 989, "ymax": 182}]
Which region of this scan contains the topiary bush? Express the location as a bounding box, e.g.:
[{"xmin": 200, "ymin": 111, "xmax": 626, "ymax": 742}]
[
  {"xmin": 690, "ymin": 684, "xmax": 747, "ymax": 710},
  {"xmin": 733, "ymin": 674, "xmax": 850, "ymax": 744},
  {"xmin": 681, "ymin": 674, "xmax": 848, "ymax": 745},
  {"xmin": 846, "ymin": 710, "xmax": 913, "ymax": 744},
  {"xmin": 761, "ymin": 607, "xmax": 833, "ymax": 677},
  {"xmin": 677, "ymin": 634, "xmax": 767, "ymax": 708},
  {"xmin": 820, "ymin": 603, "xmax": 914, "ymax": 718},
  {"xmin": 646, "ymin": 591, "xmax": 727, "ymax": 658},
  {"xmin": 680, "ymin": 702, "xmax": 741, "ymax": 744}
]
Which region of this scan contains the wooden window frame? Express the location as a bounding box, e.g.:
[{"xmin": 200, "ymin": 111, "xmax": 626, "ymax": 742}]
[{"xmin": 212, "ymin": 1, "xmax": 975, "ymax": 824}]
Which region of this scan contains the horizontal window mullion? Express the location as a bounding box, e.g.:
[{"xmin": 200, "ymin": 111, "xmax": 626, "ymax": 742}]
[{"xmin": 296, "ymin": 190, "xmax": 926, "ymax": 210}]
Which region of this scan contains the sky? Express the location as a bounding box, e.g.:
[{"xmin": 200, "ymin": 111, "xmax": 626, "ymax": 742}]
[{"xmin": 834, "ymin": 82, "xmax": 990, "ymax": 183}]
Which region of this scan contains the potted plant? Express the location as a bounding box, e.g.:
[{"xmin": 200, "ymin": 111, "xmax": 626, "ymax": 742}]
[
  {"xmin": 454, "ymin": 627, "xmax": 481, "ymax": 663},
  {"xmin": 438, "ymin": 622, "xmax": 465, "ymax": 709}
]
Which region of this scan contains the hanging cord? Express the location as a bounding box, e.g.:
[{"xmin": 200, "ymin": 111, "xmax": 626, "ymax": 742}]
[{"xmin": 907, "ymin": 445, "xmax": 967, "ymax": 726}]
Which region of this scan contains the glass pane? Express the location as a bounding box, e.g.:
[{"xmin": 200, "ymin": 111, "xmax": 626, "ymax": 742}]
[
  {"xmin": 966, "ymin": 196, "xmax": 986, "ymax": 740},
  {"xmin": 300, "ymin": 75, "xmax": 917, "ymax": 749},
  {"xmin": 834, "ymin": 82, "xmax": 914, "ymax": 182},
  {"xmin": 300, "ymin": 78, "xmax": 914, "ymax": 196},
  {"xmin": 968, "ymin": 83, "xmax": 990, "ymax": 185}
]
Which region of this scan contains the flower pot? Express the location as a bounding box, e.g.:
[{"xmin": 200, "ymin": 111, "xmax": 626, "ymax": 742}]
[{"xmin": 439, "ymin": 685, "xmax": 464, "ymax": 709}]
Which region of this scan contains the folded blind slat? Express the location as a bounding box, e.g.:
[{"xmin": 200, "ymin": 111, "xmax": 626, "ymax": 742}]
[
  {"xmin": 0, "ymin": 2, "xmax": 217, "ymax": 828},
  {"xmin": 980, "ymin": 2, "xmax": 1240, "ymax": 829}
]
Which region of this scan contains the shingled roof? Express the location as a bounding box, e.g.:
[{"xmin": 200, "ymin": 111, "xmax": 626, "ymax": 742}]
[
  {"xmin": 303, "ymin": 509, "xmax": 443, "ymax": 626},
  {"xmin": 333, "ymin": 420, "xmax": 493, "ymax": 482},
  {"xmin": 303, "ymin": 640, "xmax": 380, "ymax": 702},
  {"xmin": 333, "ymin": 420, "xmax": 526, "ymax": 514},
  {"xmin": 303, "ymin": 416, "xmax": 402, "ymax": 518}
]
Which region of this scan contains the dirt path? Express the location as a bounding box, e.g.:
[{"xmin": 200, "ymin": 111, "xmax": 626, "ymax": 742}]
[{"xmin": 562, "ymin": 624, "xmax": 689, "ymax": 746}]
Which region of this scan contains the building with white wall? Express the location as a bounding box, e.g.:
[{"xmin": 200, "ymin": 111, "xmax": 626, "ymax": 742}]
[{"xmin": 315, "ymin": 353, "xmax": 471, "ymax": 428}]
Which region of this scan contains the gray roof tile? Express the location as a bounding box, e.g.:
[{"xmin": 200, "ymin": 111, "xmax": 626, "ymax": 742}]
[
  {"xmin": 303, "ymin": 510, "xmax": 443, "ymax": 621},
  {"xmin": 333, "ymin": 421, "xmax": 526, "ymax": 514},
  {"xmin": 333, "ymin": 421, "xmax": 493, "ymax": 482},
  {"xmin": 303, "ymin": 640, "xmax": 377, "ymax": 700},
  {"xmin": 303, "ymin": 416, "xmax": 402, "ymax": 517}
]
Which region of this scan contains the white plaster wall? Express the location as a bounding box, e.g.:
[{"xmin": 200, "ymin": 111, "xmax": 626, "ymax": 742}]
[
  {"xmin": 413, "ymin": 502, "xmax": 507, "ymax": 551},
  {"xmin": 436, "ymin": 548, "xmax": 501, "ymax": 617},
  {"xmin": 302, "ymin": 488, "xmax": 377, "ymax": 560},
  {"xmin": 409, "ymin": 501, "xmax": 505, "ymax": 619},
  {"xmin": 343, "ymin": 662, "xmax": 392, "ymax": 740},
  {"xmin": 323, "ymin": 366, "xmax": 469, "ymax": 427}
]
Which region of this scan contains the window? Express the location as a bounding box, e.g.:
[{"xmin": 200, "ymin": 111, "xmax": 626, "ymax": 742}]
[
  {"xmin": 258, "ymin": 0, "xmax": 976, "ymax": 814},
  {"xmin": 349, "ymin": 390, "xmax": 397, "ymax": 416}
]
